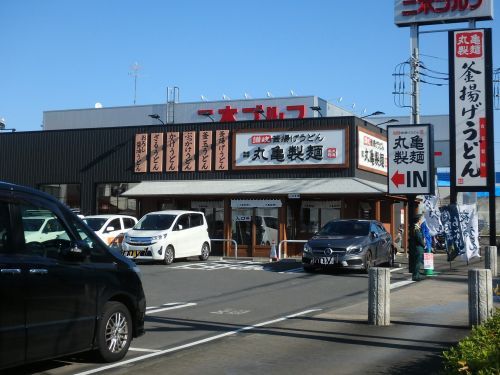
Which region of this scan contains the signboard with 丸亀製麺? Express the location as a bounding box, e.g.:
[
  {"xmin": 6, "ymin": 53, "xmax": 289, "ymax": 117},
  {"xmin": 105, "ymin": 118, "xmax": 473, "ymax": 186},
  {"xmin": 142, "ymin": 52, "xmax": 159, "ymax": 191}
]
[{"xmin": 387, "ymin": 124, "xmax": 434, "ymax": 195}]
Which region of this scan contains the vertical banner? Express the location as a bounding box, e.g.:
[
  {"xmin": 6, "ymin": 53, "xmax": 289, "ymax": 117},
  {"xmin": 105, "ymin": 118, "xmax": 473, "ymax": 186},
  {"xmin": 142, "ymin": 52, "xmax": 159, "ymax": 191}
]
[
  {"xmin": 182, "ymin": 131, "xmax": 196, "ymax": 172},
  {"xmin": 440, "ymin": 204, "xmax": 465, "ymax": 261},
  {"xmin": 166, "ymin": 132, "xmax": 179, "ymax": 172},
  {"xmin": 134, "ymin": 133, "xmax": 148, "ymax": 173},
  {"xmin": 149, "ymin": 133, "xmax": 164, "ymax": 173},
  {"xmin": 450, "ymin": 29, "xmax": 488, "ymax": 187},
  {"xmin": 198, "ymin": 130, "xmax": 213, "ymax": 171},
  {"xmin": 459, "ymin": 204, "xmax": 480, "ymax": 260},
  {"xmin": 215, "ymin": 130, "xmax": 229, "ymax": 171}
]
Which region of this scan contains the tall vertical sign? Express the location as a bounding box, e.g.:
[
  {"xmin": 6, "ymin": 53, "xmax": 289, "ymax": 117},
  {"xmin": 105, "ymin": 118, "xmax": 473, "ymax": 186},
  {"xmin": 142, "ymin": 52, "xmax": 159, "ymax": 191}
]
[
  {"xmin": 449, "ymin": 28, "xmax": 495, "ymax": 246},
  {"xmin": 451, "ymin": 29, "xmax": 489, "ymax": 188},
  {"xmin": 150, "ymin": 133, "xmax": 164, "ymax": 172},
  {"xmin": 182, "ymin": 131, "xmax": 196, "ymax": 172},
  {"xmin": 198, "ymin": 130, "xmax": 213, "ymax": 171},
  {"xmin": 166, "ymin": 132, "xmax": 179, "ymax": 172}
]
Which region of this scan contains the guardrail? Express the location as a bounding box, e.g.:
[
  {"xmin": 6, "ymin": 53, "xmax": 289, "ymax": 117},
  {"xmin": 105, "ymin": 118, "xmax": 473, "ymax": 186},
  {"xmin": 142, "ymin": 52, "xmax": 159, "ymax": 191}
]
[
  {"xmin": 278, "ymin": 240, "xmax": 307, "ymax": 260},
  {"xmin": 210, "ymin": 239, "xmax": 238, "ymax": 259}
]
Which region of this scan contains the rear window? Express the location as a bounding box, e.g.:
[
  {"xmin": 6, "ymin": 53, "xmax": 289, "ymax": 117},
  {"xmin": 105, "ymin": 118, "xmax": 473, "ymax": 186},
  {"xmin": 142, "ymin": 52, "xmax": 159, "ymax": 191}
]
[
  {"xmin": 190, "ymin": 214, "xmax": 204, "ymax": 228},
  {"xmin": 135, "ymin": 214, "xmax": 176, "ymax": 230},
  {"xmin": 317, "ymin": 221, "xmax": 370, "ymax": 236}
]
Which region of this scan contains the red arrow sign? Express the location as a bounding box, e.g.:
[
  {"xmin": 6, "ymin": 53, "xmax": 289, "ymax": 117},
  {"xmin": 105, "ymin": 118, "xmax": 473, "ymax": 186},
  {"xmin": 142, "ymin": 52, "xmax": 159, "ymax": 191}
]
[{"xmin": 391, "ymin": 170, "xmax": 405, "ymax": 188}]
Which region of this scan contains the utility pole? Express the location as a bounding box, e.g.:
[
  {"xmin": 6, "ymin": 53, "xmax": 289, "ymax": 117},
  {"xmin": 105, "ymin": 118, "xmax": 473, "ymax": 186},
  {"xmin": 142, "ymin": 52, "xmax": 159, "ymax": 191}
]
[{"xmin": 129, "ymin": 62, "xmax": 141, "ymax": 105}]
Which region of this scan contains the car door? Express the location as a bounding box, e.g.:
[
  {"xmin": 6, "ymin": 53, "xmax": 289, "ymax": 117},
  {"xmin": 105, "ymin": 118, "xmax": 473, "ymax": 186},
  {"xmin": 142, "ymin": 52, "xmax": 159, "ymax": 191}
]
[
  {"xmin": 101, "ymin": 218, "xmax": 122, "ymax": 245},
  {"xmin": 171, "ymin": 214, "xmax": 191, "ymax": 257},
  {"xmin": 0, "ymin": 199, "xmax": 26, "ymax": 368},
  {"xmin": 15, "ymin": 198, "xmax": 97, "ymax": 362}
]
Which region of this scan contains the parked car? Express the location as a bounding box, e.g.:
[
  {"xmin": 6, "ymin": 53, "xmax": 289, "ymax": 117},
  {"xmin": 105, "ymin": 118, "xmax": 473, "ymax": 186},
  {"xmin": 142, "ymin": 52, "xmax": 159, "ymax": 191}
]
[
  {"xmin": 302, "ymin": 219, "xmax": 394, "ymax": 273},
  {"xmin": 122, "ymin": 210, "xmax": 211, "ymax": 264},
  {"xmin": 83, "ymin": 214, "xmax": 137, "ymax": 245},
  {"xmin": 22, "ymin": 215, "xmax": 66, "ymax": 243},
  {"xmin": 0, "ymin": 181, "xmax": 146, "ymax": 370}
]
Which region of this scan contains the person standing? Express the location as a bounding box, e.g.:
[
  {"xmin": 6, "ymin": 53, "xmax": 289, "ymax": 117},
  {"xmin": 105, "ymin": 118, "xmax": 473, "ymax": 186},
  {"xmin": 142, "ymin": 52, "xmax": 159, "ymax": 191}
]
[{"xmin": 409, "ymin": 214, "xmax": 426, "ymax": 281}]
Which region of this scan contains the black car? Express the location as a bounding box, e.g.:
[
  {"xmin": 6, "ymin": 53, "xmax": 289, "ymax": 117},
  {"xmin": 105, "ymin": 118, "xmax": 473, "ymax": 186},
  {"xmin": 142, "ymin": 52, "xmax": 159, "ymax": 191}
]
[
  {"xmin": 302, "ymin": 219, "xmax": 394, "ymax": 273},
  {"xmin": 0, "ymin": 181, "xmax": 146, "ymax": 370}
]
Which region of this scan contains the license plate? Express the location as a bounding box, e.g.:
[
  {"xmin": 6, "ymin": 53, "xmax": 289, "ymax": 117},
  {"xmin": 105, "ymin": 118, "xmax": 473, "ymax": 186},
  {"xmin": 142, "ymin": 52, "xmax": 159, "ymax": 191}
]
[{"xmin": 313, "ymin": 257, "xmax": 335, "ymax": 265}]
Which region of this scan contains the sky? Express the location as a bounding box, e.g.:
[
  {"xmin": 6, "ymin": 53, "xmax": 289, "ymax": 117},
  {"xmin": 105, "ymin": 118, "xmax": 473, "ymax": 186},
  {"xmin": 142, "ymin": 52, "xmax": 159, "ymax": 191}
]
[{"xmin": 1, "ymin": 1, "xmax": 499, "ymax": 167}]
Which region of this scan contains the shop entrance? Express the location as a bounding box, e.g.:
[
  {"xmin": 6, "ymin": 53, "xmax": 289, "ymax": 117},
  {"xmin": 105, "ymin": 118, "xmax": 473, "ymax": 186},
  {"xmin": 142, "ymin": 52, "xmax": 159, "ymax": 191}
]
[{"xmin": 231, "ymin": 200, "xmax": 281, "ymax": 258}]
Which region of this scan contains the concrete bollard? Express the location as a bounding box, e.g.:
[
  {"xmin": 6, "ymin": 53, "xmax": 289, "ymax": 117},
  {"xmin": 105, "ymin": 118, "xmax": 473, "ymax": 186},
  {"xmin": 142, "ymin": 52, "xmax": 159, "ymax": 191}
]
[
  {"xmin": 484, "ymin": 246, "xmax": 497, "ymax": 277},
  {"xmin": 368, "ymin": 267, "xmax": 390, "ymax": 326},
  {"xmin": 468, "ymin": 269, "xmax": 493, "ymax": 327}
]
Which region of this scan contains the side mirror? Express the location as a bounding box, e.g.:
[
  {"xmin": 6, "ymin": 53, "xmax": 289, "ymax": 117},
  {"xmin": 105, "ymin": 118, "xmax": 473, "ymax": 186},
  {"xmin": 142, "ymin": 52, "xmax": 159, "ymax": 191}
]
[
  {"xmin": 177, "ymin": 224, "xmax": 183, "ymax": 231},
  {"xmin": 370, "ymin": 231, "xmax": 378, "ymax": 239},
  {"xmin": 105, "ymin": 226, "xmax": 115, "ymax": 233}
]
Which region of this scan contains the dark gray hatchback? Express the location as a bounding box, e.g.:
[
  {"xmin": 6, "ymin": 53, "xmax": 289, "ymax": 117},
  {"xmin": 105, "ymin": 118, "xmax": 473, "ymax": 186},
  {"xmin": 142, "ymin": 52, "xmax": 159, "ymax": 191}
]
[
  {"xmin": 0, "ymin": 182, "xmax": 146, "ymax": 370},
  {"xmin": 302, "ymin": 219, "xmax": 394, "ymax": 273}
]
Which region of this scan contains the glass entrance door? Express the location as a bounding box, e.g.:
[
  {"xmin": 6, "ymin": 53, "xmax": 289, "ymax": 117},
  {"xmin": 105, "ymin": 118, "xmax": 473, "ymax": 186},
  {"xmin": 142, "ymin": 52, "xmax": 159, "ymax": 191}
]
[{"xmin": 232, "ymin": 209, "xmax": 252, "ymax": 257}]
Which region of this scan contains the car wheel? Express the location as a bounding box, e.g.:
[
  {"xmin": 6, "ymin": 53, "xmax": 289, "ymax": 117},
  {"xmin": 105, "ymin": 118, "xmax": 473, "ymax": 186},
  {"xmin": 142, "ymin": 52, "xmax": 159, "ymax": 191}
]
[
  {"xmin": 363, "ymin": 251, "xmax": 372, "ymax": 274},
  {"xmin": 96, "ymin": 301, "xmax": 132, "ymax": 362},
  {"xmin": 199, "ymin": 242, "xmax": 210, "ymax": 261},
  {"xmin": 163, "ymin": 245, "xmax": 174, "ymax": 265}
]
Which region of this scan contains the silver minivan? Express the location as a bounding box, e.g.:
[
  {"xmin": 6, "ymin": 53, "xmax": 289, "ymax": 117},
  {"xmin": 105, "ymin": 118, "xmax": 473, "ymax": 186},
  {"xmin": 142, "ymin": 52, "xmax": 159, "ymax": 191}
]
[{"xmin": 121, "ymin": 210, "xmax": 211, "ymax": 264}]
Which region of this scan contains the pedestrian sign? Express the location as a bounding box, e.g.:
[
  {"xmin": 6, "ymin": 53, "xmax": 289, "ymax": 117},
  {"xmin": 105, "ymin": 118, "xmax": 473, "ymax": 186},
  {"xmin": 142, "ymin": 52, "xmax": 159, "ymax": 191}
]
[{"xmin": 387, "ymin": 124, "xmax": 434, "ymax": 195}]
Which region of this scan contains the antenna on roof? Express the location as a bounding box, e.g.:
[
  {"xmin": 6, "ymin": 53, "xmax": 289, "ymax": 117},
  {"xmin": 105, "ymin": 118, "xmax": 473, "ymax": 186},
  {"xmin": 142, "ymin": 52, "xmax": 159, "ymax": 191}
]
[
  {"xmin": 128, "ymin": 62, "xmax": 141, "ymax": 105},
  {"xmin": 266, "ymin": 91, "xmax": 273, "ymax": 98},
  {"xmin": 201, "ymin": 95, "xmax": 207, "ymax": 101},
  {"xmin": 222, "ymin": 94, "xmax": 230, "ymax": 100},
  {"xmin": 244, "ymin": 92, "xmax": 251, "ymax": 99},
  {"xmin": 290, "ymin": 89, "xmax": 296, "ymax": 96}
]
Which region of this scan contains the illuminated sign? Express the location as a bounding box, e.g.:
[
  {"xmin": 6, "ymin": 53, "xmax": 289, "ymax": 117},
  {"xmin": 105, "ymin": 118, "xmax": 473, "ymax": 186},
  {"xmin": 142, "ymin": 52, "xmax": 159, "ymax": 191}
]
[
  {"xmin": 357, "ymin": 128, "xmax": 388, "ymax": 176},
  {"xmin": 233, "ymin": 128, "xmax": 348, "ymax": 170},
  {"xmin": 394, "ymin": 0, "xmax": 493, "ymax": 26}
]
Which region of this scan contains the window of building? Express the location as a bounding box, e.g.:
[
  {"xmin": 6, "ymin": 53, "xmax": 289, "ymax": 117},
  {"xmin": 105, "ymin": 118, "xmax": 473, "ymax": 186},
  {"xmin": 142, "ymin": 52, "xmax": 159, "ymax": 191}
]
[
  {"xmin": 298, "ymin": 201, "xmax": 341, "ymax": 238},
  {"xmin": 96, "ymin": 183, "xmax": 138, "ymax": 216},
  {"xmin": 39, "ymin": 184, "xmax": 81, "ymax": 213}
]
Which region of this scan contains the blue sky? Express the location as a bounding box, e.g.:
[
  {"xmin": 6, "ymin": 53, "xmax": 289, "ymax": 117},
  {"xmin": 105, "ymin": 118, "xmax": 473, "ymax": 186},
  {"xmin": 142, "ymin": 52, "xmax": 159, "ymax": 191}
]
[{"xmin": 1, "ymin": 1, "xmax": 499, "ymax": 166}]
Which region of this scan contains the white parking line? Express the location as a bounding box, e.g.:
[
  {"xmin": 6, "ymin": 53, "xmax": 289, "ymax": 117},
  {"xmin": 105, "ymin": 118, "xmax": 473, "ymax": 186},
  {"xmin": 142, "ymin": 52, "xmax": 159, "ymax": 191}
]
[
  {"xmin": 278, "ymin": 267, "xmax": 304, "ymax": 274},
  {"xmin": 129, "ymin": 347, "xmax": 161, "ymax": 353},
  {"xmin": 146, "ymin": 303, "xmax": 197, "ymax": 315},
  {"xmin": 73, "ymin": 309, "xmax": 322, "ymax": 375}
]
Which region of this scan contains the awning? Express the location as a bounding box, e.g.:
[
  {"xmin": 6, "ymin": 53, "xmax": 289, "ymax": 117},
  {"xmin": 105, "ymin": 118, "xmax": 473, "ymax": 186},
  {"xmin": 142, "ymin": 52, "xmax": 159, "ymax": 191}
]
[{"xmin": 122, "ymin": 178, "xmax": 387, "ymax": 197}]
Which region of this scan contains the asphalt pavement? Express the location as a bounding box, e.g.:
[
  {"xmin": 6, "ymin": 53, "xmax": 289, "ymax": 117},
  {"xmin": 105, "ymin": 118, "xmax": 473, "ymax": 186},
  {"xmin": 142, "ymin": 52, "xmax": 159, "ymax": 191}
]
[{"xmin": 128, "ymin": 252, "xmax": 499, "ymax": 375}]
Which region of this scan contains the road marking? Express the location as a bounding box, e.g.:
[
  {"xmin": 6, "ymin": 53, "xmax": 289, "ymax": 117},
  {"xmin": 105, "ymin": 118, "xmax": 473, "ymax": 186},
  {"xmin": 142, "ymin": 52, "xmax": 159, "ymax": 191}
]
[
  {"xmin": 390, "ymin": 280, "xmax": 415, "ymax": 289},
  {"xmin": 146, "ymin": 303, "xmax": 197, "ymax": 315},
  {"xmin": 211, "ymin": 308, "xmax": 251, "ymax": 315},
  {"xmin": 278, "ymin": 267, "xmax": 304, "ymax": 274},
  {"xmin": 146, "ymin": 302, "xmax": 188, "ymax": 310},
  {"xmin": 73, "ymin": 309, "xmax": 322, "ymax": 375},
  {"xmin": 129, "ymin": 347, "xmax": 161, "ymax": 352},
  {"xmin": 390, "ymin": 267, "xmax": 404, "ymax": 273}
]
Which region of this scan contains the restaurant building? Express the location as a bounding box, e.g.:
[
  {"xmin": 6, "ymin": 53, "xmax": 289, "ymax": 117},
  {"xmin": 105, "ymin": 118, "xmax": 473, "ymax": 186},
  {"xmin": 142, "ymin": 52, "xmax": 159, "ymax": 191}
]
[{"xmin": 0, "ymin": 96, "xmax": 406, "ymax": 257}]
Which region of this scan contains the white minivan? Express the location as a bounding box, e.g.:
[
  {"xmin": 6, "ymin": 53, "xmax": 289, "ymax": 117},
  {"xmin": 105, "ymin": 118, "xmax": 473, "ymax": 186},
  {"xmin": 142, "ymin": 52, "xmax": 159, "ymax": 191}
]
[{"xmin": 121, "ymin": 210, "xmax": 211, "ymax": 264}]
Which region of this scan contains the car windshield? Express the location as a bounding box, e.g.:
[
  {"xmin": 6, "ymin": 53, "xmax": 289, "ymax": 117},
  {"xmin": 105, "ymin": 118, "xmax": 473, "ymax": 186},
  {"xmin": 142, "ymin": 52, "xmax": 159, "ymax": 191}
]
[
  {"xmin": 22, "ymin": 218, "xmax": 45, "ymax": 231},
  {"xmin": 83, "ymin": 218, "xmax": 108, "ymax": 231},
  {"xmin": 134, "ymin": 214, "xmax": 176, "ymax": 230},
  {"xmin": 317, "ymin": 221, "xmax": 370, "ymax": 236}
]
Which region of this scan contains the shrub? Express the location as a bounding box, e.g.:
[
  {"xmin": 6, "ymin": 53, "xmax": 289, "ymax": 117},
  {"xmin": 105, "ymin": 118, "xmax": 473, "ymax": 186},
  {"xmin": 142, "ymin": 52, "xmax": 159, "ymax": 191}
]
[{"xmin": 442, "ymin": 309, "xmax": 499, "ymax": 374}]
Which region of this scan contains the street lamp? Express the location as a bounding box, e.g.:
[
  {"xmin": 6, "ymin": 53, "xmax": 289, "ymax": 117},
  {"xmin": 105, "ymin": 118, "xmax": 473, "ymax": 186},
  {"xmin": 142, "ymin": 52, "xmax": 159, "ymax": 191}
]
[
  {"xmin": 310, "ymin": 106, "xmax": 323, "ymax": 117},
  {"xmin": 375, "ymin": 118, "xmax": 399, "ymax": 127},
  {"xmin": 361, "ymin": 110, "xmax": 385, "ymax": 119},
  {"xmin": 148, "ymin": 114, "xmax": 165, "ymax": 125}
]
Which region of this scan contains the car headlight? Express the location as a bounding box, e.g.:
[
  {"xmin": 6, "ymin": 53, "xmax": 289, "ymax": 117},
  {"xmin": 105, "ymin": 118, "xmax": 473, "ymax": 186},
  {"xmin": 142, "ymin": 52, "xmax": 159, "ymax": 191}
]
[
  {"xmin": 348, "ymin": 246, "xmax": 363, "ymax": 254},
  {"xmin": 151, "ymin": 233, "xmax": 167, "ymax": 242},
  {"xmin": 303, "ymin": 243, "xmax": 312, "ymax": 254}
]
